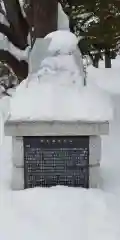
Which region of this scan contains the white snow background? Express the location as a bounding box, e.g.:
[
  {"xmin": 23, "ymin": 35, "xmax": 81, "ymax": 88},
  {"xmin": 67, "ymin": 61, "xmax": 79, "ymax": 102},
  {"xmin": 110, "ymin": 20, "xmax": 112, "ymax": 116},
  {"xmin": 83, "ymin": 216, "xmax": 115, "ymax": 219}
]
[{"xmin": 0, "ymin": 26, "xmax": 120, "ymax": 239}]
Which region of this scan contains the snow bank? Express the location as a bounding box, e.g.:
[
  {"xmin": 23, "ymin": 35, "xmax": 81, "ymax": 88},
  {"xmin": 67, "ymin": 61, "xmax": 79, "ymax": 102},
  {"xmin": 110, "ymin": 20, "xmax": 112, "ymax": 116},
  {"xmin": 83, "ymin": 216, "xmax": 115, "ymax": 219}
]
[
  {"xmin": 88, "ymin": 65, "xmax": 120, "ymax": 94},
  {"xmin": 1, "ymin": 186, "xmax": 120, "ymax": 240}
]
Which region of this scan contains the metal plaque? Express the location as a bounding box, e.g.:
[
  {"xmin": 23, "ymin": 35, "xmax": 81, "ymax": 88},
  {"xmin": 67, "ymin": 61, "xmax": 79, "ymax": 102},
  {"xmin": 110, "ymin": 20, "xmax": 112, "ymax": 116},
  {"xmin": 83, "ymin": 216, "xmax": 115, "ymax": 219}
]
[{"xmin": 24, "ymin": 136, "xmax": 89, "ymax": 189}]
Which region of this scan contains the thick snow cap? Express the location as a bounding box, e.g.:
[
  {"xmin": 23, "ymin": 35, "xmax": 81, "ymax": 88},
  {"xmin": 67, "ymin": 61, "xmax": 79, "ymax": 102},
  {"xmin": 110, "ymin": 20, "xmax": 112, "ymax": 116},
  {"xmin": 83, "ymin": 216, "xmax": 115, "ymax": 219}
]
[
  {"xmin": 9, "ymin": 30, "xmax": 112, "ymax": 122},
  {"xmin": 45, "ymin": 30, "xmax": 78, "ymax": 54}
]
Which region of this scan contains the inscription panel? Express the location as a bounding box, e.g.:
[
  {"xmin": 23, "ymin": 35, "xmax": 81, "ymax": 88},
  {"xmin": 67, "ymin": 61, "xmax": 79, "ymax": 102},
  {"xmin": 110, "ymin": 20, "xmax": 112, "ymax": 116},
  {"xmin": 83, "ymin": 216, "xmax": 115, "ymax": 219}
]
[{"xmin": 24, "ymin": 136, "xmax": 89, "ymax": 188}]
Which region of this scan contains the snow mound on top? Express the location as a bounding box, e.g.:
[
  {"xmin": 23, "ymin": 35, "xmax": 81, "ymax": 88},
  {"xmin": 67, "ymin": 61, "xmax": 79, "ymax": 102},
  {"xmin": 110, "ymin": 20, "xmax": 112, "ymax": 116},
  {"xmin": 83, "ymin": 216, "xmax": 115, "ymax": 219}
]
[
  {"xmin": 9, "ymin": 73, "xmax": 113, "ymax": 122},
  {"xmin": 45, "ymin": 30, "xmax": 78, "ymax": 54},
  {"xmin": 8, "ymin": 33, "xmax": 113, "ymax": 122},
  {"xmin": 40, "ymin": 55, "xmax": 81, "ymax": 74}
]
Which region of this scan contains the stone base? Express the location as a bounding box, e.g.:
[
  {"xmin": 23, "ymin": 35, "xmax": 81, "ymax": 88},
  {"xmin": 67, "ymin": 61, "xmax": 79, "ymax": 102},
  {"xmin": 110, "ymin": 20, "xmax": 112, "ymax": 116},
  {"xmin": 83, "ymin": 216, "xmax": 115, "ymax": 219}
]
[
  {"xmin": 11, "ymin": 166, "xmax": 24, "ymax": 190},
  {"xmin": 5, "ymin": 120, "xmax": 109, "ymax": 136},
  {"xmin": 5, "ymin": 119, "xmax": 107, "ymax": 190},
  {"xmin": 10, "ymin": 135, "xmax": 101, "ymax": 190},
  {"xmin": 89, "ymin": 165, "xmax": 100, "ymax": 188},
  {"xmin": 11, "ymin": 164, "xmax": 100, "ymax": 190}
]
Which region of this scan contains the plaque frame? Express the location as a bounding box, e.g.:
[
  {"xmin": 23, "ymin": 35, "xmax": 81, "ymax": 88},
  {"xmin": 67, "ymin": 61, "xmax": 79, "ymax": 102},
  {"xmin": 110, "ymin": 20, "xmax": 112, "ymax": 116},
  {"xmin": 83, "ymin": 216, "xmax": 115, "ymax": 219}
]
[{"xmin": 23, "ymin": 136, "xmax": 89, "ymax": 189}]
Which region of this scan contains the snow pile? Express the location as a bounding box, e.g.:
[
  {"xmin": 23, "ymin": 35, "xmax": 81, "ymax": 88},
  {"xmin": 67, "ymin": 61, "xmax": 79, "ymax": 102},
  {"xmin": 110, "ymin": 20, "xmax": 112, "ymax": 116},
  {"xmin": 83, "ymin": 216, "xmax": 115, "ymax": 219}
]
[
  {"xmin": 10, "ymin": 74, "xmax": 112, "ymax": 122},
  {"xmin": 45, "ymin": 30, "xmax": 78, "ymax": 54},
  {"xmin": 9, "ymin": 31, "xmax": 112, "ymax": 122},
  {"xmin": 0, "ymin": 185, "xmax": 120, "ymax": 240},
  {"xmin": 40, "ymin": 54, "xmax": 81, "ymax": 73},
  {"xmin": 88, "ymin": 63, "xmax": 120, "ymax": 94}
]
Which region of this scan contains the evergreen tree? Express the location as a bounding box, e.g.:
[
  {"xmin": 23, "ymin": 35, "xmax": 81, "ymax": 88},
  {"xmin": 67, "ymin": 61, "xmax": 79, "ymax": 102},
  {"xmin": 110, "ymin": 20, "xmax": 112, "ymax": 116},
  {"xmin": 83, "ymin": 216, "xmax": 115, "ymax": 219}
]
[
  {"xmin": 60, "ymin": 0, "xmax": 98, "ymax": 64},
  {"xmin": 86, "ymin": 1, "xmax": 120, "ymax": 67},
  {"xmin": 61, "ymin": 0, "xmax": 120, "ymax": 68}
]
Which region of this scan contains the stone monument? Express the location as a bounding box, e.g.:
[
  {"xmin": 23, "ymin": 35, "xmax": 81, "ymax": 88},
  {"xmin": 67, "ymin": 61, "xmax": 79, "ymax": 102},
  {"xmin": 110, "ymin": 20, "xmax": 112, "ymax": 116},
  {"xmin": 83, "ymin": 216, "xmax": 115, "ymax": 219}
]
[{"xmin": 4, "ymin": 29, "xmax": 111, "ymax": 190}]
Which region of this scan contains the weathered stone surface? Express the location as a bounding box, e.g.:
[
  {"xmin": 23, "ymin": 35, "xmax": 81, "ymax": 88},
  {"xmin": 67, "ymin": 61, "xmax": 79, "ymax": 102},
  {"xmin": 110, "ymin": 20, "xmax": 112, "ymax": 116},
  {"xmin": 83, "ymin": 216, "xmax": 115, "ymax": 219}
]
[
  {"xmin": 5, "ymin": 120, "xmax": 109, "ymax": 137},
  {"xmin": 11, "ymin": 166, "xmax": 24, "ymax": 190},
  {"xmin": 11, "ymin": 164, "xmax": 100, "ymax": 190},
  {"xmin": 5, "ymin": 119, "xmax": 108, "ymax": 190},
  {"xmin": 89, "ymin": 166, "xmax": 100, "ymax": 188},
  {"xmin": 89, "ymin": 136, "xmax": 101, "ymax": 165},
  {"xmin": 12, "ymin": 137, "xmax": 23, "ymax": 167}
]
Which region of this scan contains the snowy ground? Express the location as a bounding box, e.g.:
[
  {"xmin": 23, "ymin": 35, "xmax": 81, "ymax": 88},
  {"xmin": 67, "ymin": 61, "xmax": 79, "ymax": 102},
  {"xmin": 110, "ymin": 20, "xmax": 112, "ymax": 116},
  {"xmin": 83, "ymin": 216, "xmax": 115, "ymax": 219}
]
[{"xmin": 1, "ymin": 57, "xmax": 120, "ymax": 240}]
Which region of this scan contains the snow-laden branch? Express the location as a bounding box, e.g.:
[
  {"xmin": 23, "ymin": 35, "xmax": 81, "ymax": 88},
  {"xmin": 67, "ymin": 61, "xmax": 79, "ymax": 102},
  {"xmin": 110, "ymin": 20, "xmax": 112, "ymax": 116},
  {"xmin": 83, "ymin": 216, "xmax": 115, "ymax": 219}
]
[{"xmin": 0, "ymin": 22, "xmax": 28, "ymax": 50}]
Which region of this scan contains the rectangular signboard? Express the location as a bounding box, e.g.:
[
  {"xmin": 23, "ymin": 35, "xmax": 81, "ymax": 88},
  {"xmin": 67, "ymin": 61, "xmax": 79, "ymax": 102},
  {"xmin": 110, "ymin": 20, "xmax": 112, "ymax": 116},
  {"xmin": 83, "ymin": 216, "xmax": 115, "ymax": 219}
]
[{"xmin": 24, "ymin": 136, "xmax": 89, "ymax": 189}]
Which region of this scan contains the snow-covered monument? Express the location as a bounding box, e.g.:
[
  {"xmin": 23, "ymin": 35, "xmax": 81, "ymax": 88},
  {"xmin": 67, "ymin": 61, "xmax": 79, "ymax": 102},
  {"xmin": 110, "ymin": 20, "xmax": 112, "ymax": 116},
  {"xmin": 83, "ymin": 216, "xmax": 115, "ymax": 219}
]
[{"xmin": 4, "ymin": 4, "xmax": 111, "ymax": 190}]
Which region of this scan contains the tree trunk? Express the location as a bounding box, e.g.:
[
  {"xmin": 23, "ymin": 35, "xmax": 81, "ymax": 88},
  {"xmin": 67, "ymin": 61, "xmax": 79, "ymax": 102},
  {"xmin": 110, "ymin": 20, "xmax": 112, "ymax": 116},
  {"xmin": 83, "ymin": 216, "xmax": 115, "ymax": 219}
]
[
  {"xmin": 93, "ymin": 53, "xmax": 100, "ymax": 68},
  {"xmin": 105, "ymin": 49, "xmax": 111, "ymax": 68},
  {"xmin": 32, "ymin": 0, "xmax": 58, "ymax": 38},
  {"xmin": 3, "ymin": 0, "xmax": 29, "ymax": 48},
  {"xmin": 0, "ymin": 0, "xmax": 58, "ymax": 86}
]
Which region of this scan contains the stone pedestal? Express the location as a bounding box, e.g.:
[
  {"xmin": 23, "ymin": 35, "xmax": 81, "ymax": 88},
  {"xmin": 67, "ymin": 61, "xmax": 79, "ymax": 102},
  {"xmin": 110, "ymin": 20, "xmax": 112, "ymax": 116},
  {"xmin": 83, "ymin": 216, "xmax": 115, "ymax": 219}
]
[{"xmin": 5, "ymin": 120, "xmax": 109, "ymax": 190}]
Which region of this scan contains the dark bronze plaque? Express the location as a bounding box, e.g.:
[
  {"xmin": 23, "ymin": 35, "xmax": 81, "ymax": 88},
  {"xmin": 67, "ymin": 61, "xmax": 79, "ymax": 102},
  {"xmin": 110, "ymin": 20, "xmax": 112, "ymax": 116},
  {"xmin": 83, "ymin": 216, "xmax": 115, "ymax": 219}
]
[{"xmin": 24, "ymin": 136, "xmax": 89, "ymax": 189}]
